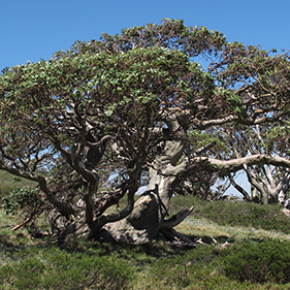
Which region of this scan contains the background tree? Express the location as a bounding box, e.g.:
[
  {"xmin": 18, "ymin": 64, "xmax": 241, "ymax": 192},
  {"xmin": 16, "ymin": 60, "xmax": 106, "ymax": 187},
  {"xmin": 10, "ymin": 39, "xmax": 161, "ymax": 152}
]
[
  {"xmin": 214, "ymin": 120, "xmax": 290, "ymax": 204},
  {"xmin": 1, "ymin": 19, "xmax": 290, "ymax": 245}
]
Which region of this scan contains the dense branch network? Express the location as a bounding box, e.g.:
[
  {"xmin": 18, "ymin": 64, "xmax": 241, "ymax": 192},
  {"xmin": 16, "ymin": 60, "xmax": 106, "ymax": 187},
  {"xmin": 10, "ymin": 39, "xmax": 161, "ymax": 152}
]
[{"xmin": 1, "ymin": 19, "xmax": 290, "ymax": 244}]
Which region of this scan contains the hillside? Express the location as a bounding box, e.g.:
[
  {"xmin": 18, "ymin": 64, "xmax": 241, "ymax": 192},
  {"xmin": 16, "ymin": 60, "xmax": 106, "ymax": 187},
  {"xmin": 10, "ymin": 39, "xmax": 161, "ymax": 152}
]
[
  {"xmin": 1, "ymin": 191, "xmax": 290, "ymax": 289},
  {"xmin": 0, "ymin": 171, "xmax": 36, "ymax": 197}
]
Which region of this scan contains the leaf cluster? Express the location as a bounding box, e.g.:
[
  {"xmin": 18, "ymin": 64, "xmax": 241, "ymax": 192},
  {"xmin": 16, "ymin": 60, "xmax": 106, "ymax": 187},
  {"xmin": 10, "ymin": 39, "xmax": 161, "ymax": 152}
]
[{"xmin": 2, "ymin": 187, "xmax": 44, "ymax": 219}]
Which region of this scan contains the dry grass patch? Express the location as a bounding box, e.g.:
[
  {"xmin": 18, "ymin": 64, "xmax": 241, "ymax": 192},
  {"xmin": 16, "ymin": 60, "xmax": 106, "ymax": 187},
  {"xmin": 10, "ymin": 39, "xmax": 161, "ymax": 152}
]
[{"xmin": 176, "ymin": 216, "xmax": 290, "ymax": 245}]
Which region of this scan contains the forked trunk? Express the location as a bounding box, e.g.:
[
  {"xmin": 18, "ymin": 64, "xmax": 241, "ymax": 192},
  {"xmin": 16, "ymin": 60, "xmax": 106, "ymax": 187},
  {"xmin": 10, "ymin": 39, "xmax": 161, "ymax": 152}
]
[
  {"xmin": 101, "ymin": 121, "xmax": 190, "ymax": 244},
  {"xmin": 49, "ymin": 114, "xmax": 195, "ymax": 245}
]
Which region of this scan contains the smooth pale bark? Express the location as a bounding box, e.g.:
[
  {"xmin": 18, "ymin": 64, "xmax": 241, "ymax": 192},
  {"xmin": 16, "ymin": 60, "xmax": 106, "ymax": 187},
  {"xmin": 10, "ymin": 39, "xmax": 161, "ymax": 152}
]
[
  {"xmin": 189, "ymin": 155, "xmax": 290, "ymax": 173},
  {"xmin": 102, "ymin": 145, "xmax": 188, "ymax": 243},
  {"xmin": 100, "ymin": 113, "xmax": 190, "ymax": 244}
]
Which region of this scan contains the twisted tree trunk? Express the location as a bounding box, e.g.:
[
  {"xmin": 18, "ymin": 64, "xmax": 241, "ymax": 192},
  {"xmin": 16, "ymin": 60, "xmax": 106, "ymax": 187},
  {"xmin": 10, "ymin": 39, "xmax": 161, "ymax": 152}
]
[
  {"xmin": 48, "ymin": 112, "xmax": 196, "ymax": 245},
  {"xmin": 99, "ymin": 114, "xmax": 194, "ymax": 245}
]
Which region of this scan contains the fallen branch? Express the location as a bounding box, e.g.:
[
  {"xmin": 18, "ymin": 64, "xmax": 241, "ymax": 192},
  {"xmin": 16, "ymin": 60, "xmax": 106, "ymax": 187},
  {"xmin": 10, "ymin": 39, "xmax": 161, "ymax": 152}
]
[
  {"xmin": 160, "ymin": 227, "xmax": 195, "ymax": 247},
  {"xmin": 170, "ymin": 228, "xmax": 195, "ymax": 245},
  {"xmin": 195, "ymin": 236, "xmax": 231, "ymax": 248},
  {"xmin": 11, "ymin": 217, "xmax": 31, "ymax": 231}
]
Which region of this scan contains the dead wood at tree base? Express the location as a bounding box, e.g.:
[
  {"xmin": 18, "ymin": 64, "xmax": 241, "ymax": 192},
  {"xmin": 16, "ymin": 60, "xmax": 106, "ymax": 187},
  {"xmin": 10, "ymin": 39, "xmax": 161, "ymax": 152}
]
[
  {"xmin": 195, "ymin": 236, "xmax": 232, "ymax": 249},
  {"xmin": 47, "ymin": 203, "xmax": 196, "ymax": 246},
  {"xmin": 160, "ymin": 206, "xmax": 194, "ymax": 229},
  {"xmin": 11, "ymin": 217, "xmax": 31, "ymax": 231},
  {"xmin": 160, "ymin": 228, "xmax": 196, "ymax": 248}
]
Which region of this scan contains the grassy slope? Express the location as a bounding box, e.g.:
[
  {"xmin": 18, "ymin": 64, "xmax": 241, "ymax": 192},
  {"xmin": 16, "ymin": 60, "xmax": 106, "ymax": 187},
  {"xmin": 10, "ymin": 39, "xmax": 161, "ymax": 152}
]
[
  {"xmin": 1, "ymin": 174, "xmax": 290, "ymax": 289},
  {"xmin": 0, "ymin": 171, "xmax": 36, "ymax": 197}
]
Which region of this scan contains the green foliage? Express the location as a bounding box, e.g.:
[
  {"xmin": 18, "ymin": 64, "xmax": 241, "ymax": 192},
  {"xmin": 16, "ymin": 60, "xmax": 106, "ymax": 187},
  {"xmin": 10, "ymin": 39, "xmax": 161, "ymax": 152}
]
[
  {"xmin": 205, "ymin": 202, "xmax": 290, "ymax": 234},
  {"xmin": 220, "ymin": 239, "xmax": 290, "ymax": 284},
  {"xmin": 264, "ymin": 124, "xmax": 290, "ymax": 153},
  {"xmin": 0, "ymin": 258, "xmax": 45, "ymax": 289},
  {"xmin": 2, "ymin": 187, "xmax": 44, "ymax": 215},
  {"xmin": 0, "ymin": 245, "xmax": 134, "ymax": 290},
  {"xmin": 150, "ymin": 245, "xmax": 219, "ymax": 288}
]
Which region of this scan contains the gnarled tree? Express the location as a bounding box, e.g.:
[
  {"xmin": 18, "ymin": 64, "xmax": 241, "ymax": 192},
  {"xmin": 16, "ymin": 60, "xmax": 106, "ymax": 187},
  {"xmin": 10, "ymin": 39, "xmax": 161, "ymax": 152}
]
[
  {"xmin": 217, "ymin": 123, "xmax": 290, "ymax": 204},
  {"xmin": 1, "ymin": 19, "xmax": 290, "ymax": 245}
]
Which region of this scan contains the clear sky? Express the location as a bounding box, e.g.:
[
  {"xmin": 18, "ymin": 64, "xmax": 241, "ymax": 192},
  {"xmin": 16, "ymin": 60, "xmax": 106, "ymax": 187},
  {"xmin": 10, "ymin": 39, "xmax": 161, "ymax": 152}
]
[
  {"xmin": 1, "ymin": 0, "xmax": 289, "ymax": 196},
  {"xmin": 1, "ymin": 0, "xmax": 290, "ymax": 70}
]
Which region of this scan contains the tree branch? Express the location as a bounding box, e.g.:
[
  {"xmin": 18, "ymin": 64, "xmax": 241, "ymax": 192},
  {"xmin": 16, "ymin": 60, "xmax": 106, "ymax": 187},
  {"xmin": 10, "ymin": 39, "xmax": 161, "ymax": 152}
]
[
  {"xmin": 0, "ymin": 165, "xmax": 76, "ymax": 215},
  {"xmin": 191, "ymin": 154, "xmax": 290, "ymax": 173}
]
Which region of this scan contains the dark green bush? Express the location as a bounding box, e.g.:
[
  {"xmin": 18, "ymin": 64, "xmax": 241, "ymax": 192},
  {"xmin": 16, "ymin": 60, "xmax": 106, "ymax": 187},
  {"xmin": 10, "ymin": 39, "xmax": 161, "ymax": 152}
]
[
  {"xmin": 150, "ymin": 245, "xmax": 219, "ymax": 288},
  {"xmin": 0, "ymin": 246, "xmax": 135, "ymax": 290},
  {"xmin": 219, "ymin": 239, "xmax": 290, "ymax": 284},
  {"xmin": 2, "ymin": 187, "xmax": 44, "ymax": 215},
  {"xmin": 44, "ymin": 253, "xmax": 132, "ymax": 289}
]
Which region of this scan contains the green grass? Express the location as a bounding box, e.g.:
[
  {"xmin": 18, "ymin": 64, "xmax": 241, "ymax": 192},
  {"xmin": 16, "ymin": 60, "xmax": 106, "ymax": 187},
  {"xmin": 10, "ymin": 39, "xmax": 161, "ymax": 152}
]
[
  {"xmin": 169, "ymin": 195, "xmax": 290, "ymax": 234},
  {"xmin": 0, "ymin": 171, "xmax": 36, "ymax": 198},
  {"xmin": 1, "ymin": 237, "xmax": 290, "ymax": 289},
  {"xmin": 2, "ymin": 190, "xmax": 290, "ymax": 289},
  {"xmin": 0, "ymin": 242, "xmax": 135, "ymax": 289}
]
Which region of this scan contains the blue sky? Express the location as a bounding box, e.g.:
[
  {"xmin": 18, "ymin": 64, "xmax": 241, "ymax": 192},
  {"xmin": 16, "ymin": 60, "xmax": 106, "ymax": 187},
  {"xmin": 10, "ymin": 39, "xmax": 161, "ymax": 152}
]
[
  {"xmin": 1, "ymin": 0, "xmax": 289, "ymax": 196},
  {"xmin": 1, "ymin": 0, "xmax": 290, "ymax": 70}
]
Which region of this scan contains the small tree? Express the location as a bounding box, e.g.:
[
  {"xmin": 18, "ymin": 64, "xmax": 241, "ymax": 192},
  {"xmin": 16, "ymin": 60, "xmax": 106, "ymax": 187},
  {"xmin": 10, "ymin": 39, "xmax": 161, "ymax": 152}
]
[{"xmin": 1, "ymin": 19, "xmax": 290, "ymax": 245}]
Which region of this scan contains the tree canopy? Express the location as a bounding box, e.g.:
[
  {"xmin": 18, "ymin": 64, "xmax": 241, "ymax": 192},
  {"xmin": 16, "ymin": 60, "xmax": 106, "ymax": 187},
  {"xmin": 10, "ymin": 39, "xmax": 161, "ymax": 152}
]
[{"xmin": 1, "ymin": 19, "xmax": 290, "ymax": 245}]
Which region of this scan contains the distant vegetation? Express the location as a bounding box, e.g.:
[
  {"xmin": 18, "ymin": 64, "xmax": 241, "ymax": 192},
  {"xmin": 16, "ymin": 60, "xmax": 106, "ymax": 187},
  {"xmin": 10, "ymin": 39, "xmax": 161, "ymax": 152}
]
[{"xmin": 171, "ymin": 195, "xmax": 290, "ymax": 234}]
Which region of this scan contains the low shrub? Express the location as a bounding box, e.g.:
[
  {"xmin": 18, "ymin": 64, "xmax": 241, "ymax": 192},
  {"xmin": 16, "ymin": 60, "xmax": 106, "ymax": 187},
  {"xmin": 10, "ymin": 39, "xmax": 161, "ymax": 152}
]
[
  {"xmin": 219, "ymin": 239, "xmax": 290, "ymax": 284},
  {"xmin": 150, "ymin": 245, "xmax": 219, "ymax": 288},
  {"xmin": 2, "ymin": 187, "xmax": 44, "ymax": 216},
  {"xmin": 0, "ymin": 245, "xmax": 135, "ymax": 290}
]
